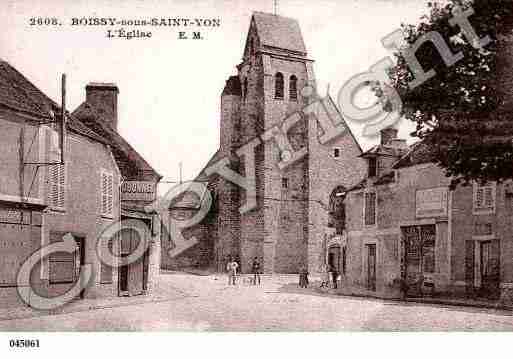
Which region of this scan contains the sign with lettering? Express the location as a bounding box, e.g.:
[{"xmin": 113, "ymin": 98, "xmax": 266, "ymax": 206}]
[
  {"xmin": 416, "ymin": 187, "xmax": 448, "ymax": 218},
  {"xmin": 121, "ymin": 181, "xmax": 156, "ymax": 202}
]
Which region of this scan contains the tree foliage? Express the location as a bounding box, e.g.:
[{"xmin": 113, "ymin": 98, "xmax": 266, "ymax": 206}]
[{"xmin": 383, "ymin": 0, "xmax": 513, "ymax": 187}]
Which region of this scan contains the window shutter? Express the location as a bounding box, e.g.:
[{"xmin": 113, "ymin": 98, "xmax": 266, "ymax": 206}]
[
  {"xmin": 49, "ymin": 232, "xmax": 76, "ymax": 284},
  {"xmin": 364, "ymin": 192, "xmax": 376, "ymax": 226},
  {"xmin": 474, "ymin": 183, "xmax": 495, "ymax": 212},
  {"xmin": 101, "ymin": 172, "xmax": 114, "ymax": 217},
  {"xmin": 48, "ymin": 164, "xmax": 65, "ymax": 209}
]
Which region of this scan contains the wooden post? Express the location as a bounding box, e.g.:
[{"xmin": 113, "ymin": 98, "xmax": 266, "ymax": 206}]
[{"xmin": 61, "ymin": 74, "xmax": 66, "ymax": 165}]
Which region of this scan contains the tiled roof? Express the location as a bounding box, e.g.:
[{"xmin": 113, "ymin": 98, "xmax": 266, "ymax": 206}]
[
  {"xmin": 0, "ymin": 59, "xmax": 107, "ymax": 144},
  {"xmin": 252, "ymin": 12, "xmax": 307, "ymax": 54},
  {"xmin": 360, "ymin": 144, "xmax": 408, "ymax": 158},
  {"xmin": 392, "ymin": 141, "xmax": 435, "ymax": 169},
  {"xmin": 222, "ymin": 76, "xmax": 242, "ymax": 96},
  {"xmin": 73, "ymin": 102, "xmax": 161, "ymax": 180}
]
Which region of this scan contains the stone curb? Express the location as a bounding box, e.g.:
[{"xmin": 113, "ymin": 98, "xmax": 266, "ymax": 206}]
[{"xmin": 312, "ymin": 286, "xmax": 513, "ymax": 312}]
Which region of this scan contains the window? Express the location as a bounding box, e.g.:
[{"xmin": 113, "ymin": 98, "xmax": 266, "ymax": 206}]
[
  {"xmin": 329, "ymin": 186, "xmax": 346, "ymax": 234},
  {"xmin": 48, "ymin": 164, "xmax": 66, "ymax": 209},
  {"xmin": 49, "ymin": 233, "xmax": 81, "ymax": 284},
  {"xmin": 101, "ymin": 171, "xmax": 114, "ymax": 217},
  {"xmin": 275, "ymin": 72, "xmax": 284, "ymax": 99},
  {"xmin": 364, "ymin": 192, "xmax": 377, "ymax": 226},
  {"xmin": 368, "ymin": 157, "xmax": 377, "ymax": 177},
  {"xmin": 282, "ymin": 177, "xmax": 289, "ymax": 189},
  {"xmin": 473, "ymin": 182, "xmax": 496, "ymax": 214},
  {"xmin": 289, "ymin": 75, "xmax": 298, "ymax": 101},
  {"xmin": 333, "ymin": 147, "xmax": 341, "ymax": 158},
  {"xmin": 100, "ymin": 239, "xmax": 114, "ymax": 284}
]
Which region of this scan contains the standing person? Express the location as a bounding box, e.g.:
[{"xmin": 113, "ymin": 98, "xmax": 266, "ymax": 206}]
[
  {"xmin": 330, "ymin": 263, "xmax": 338, "ymax": 289},
  {"xmin": 226, "ymin": 256, "xmax": 238, "ymax": 285},
  {"xmin": 319, "ymin": 263, "xmax": 329, "ymax": 288},
  {"xmin": 299, "ymin": 264, "xmax": 309, "ymax": 288},
  {"xmin": 251, "ymin": 257, "xmax": 261, "ymax": 285}
]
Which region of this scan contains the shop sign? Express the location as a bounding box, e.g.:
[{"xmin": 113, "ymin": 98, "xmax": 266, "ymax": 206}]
[{"xmin": 121, "ymin": 181, "xmax": 156, "ymax": 202}]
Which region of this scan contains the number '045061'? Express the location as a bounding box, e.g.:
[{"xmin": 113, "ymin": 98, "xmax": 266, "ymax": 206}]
[{"xmin": 9, "ymin": 339, "xmax": 40, "ymax": 348}]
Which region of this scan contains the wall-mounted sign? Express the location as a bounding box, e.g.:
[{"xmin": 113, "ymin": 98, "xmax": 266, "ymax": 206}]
[
  {"xmin": 416, "ymin": 187, "xmax": 448, "ymax": 218},
  {"xmin": 121, "ymin": 181, "xmax": 156, "ymax": 202}
]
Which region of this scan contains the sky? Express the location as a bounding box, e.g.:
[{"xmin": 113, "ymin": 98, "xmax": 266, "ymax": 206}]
[{"xmin": 0, "ymin": 0, "xmax": 429, "ymax": 188}]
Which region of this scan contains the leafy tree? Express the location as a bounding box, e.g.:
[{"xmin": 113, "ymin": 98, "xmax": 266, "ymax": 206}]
[{"xmin": 380, "ymin": 0, "xmax": 513, "ymax": 187}]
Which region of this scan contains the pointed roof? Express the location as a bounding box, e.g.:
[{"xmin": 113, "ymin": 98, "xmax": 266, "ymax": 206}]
[
  {"xmin": 73, "ymin": 101, "xmax": 162, "ymax": 180},
  {"xmin": 0, "ymin": 59, "xmax": 107, "ymax": 144},
  {"xmin": 251, "ymin": 12, "xmax": 307, "ymax": 54}
]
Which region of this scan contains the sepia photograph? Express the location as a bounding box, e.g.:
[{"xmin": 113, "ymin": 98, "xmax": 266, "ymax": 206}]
[{"xmin": 1, "ymin": 0, "xmax": 513, "ymax": 356}]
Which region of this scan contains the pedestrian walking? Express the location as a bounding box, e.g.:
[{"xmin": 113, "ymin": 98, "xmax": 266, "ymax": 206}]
[
  {"xmin": 251, "ymin": 257, "xmax": 261, "ymax": 285},
  {"xmin": 226, "ymin": 257, "xmax": 238, "ymax": 285}
]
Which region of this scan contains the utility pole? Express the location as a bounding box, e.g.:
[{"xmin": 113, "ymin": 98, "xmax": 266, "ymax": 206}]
[
  {"xmin": 274, "ymin": 0, "xmax": 278, "ymax": 15},
  {"xmin": 179, "ymin": 162, "xmax": 183, "ymax": 185},
  {"xmin": 61, "ymin": 74, "xmax": 66, "ymax": 165}
]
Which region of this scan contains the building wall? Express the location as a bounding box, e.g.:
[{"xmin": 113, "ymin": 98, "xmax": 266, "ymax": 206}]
[
  {"xmin": 0, "ymin": 109, "xmax": 122, "ymax": 307},
  {"xmin": 307, "ymin": 97, "xmax": 367, "ymax": 274},
  {"xmin": 40, "ymin": 131, "xmax": 121, "ymax": 300}
]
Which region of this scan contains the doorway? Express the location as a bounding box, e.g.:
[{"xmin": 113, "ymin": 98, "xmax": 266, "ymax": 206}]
[
  {"xmin": 402, "ymin": 225, "xmax": 436, "ymax": 296},
  {"xmin": 366, "ymin": 244, "xmax": 376, "ymax": 291},
  {"xmin": 466, "ymin": 239, "xmax": 500, "ymax": 299},
  {"xmin": 328, "ymin": 245, "xmax": 341, "ymax": 273},
  {"xmin": 118, "ymin": 222, "xmax": 149, "ymax": 297}
]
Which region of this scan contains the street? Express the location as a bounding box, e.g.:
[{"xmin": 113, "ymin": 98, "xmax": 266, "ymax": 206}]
[{"xmin": 1, "ymin": 273, "xmax": 513, "ymax": 331}]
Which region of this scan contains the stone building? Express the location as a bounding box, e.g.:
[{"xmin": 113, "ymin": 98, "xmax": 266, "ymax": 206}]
[
  {"xmin": 73, "ymin": 83, "xmax": 162, "ymax": 297},
  {"xmin": 0, "ymin": 59, "xmax": 161, "ymax": 308},
  {"xmin": 162, "ymin": 12, "xmax": 367, "ymax": 274}
]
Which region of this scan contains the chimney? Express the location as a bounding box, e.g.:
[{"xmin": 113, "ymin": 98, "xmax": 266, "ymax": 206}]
[
  {"xmin": 85, "ymin": 83, "xmax": 119, "ymax": 131},
  {"xmin": 380, "ymin": 127, "xmax": 398, "ymax": 145}
]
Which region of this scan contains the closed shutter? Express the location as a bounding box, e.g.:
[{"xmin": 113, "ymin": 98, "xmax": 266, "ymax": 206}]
[
  {"xmin": 364, "ymin": 192, "xmax": 376, "ymax": 226},
  {"xmin": 101, "ymin": 171, "xmax": 114, "ymax": 217},
  {"xmin": 474, "ymin": 183, "xmax": 495, "ymax": 212},
  {"xmin": 49, "ymin": 232, "xmax": 76, "ymax": 284},
  {"xmin": 48, "ymin": 164, "xmax": 65, "ymax": 209}
]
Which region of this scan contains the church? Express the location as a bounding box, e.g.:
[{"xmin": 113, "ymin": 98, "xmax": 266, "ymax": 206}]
[{"xmin": 162, "ymin": 11, "xmax": 367, "ymax": 274}]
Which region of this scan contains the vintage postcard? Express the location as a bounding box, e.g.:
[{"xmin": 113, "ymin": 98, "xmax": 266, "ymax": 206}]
[{"xmin": 1, "ymin": 0, "xmax": 513, "ymax": 353}]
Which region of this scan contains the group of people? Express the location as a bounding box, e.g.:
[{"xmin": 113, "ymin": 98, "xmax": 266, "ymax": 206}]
[
  {"xmin": 225, "ymin": 257, "xmax": 339, "ymax": 290},
  {"xmin": 299, "ymin": 263, "xmax": 339, "ymax": 289},
  {"xmin": 225, "ymin": 256, "xmax": 262, "ymax": 286}
]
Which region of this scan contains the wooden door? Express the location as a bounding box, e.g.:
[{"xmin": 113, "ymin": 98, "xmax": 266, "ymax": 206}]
[
  {"xmin": 128, "ymin": 228, "xmax": 144, "ymax": 296},
  {"xmin": 367, "ymin": 244, "xmax": 376, "ymax": 291},
  {"xmin": 479, "ymin": 240, "xmax": 500, "ymax": 299}
]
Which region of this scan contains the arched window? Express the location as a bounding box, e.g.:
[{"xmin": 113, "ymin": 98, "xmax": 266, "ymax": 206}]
[
  {"xmin": 274, "ymin": 72, "xmax": 284, "ymax": 99},
  {"xmin": 289, "ymin": 75, "xmax": 298, "ymax": 101},
  {"xmin": 329, "ymin": 186, "xmax": 347, "ymax": 235}
]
